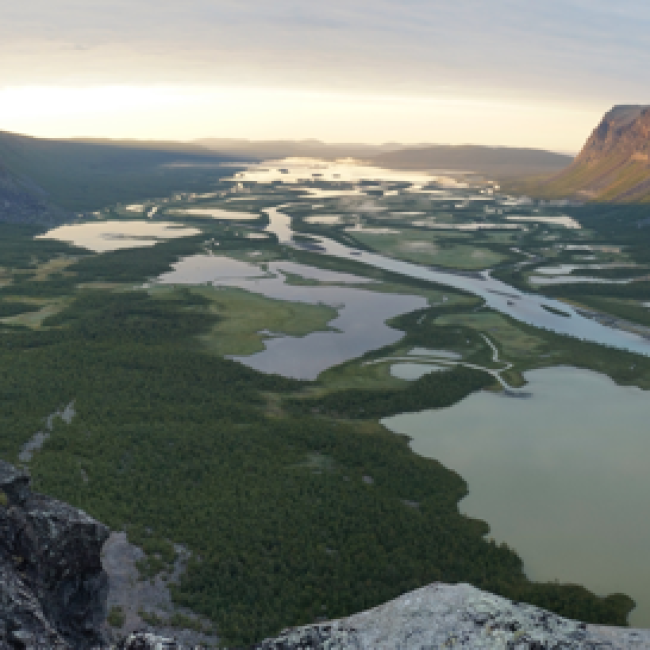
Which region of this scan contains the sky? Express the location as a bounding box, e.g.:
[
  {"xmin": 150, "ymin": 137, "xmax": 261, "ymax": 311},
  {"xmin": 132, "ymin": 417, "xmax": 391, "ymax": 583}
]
[{"xmin": 1, "ymin": 0, "xmax": 649, "ymax": 151}]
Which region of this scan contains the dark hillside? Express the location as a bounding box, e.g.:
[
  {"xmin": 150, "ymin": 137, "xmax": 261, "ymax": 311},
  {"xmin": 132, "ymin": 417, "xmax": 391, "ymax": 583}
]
[
  {"xmin": 198, "ymin": 137, "xmax": 403, "ymax": 160},
  {"xmin": 0, "ymin": 131, "xmax": 250, "ymax": 212},
  {"xmin": 0, "ymin": 162, "xmax": 67, "ymax": 224},
  {"xmin": 370, "ymin": 145, "xmax": 572, "ymax": 178}
]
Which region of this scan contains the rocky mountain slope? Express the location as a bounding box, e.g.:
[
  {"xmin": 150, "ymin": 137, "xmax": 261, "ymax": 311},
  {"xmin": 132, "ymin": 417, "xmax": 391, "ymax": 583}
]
[
  {"xmin": 252, "ymin": 583, "xmax": 650, "ymax": 649},
  {"xmin": 540, "ymin": 105, "xmax": 650, "ymax": 202}
]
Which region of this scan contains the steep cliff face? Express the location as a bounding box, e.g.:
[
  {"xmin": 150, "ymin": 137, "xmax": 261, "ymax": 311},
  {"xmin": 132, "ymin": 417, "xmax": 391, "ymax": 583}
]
[
  {"xmin": 543, "ymin": 105, "xmax": 650, "ymax": 202},
  {"xmin": 0, "ymin": 461, "xmax": 109, "ymax": 649}
]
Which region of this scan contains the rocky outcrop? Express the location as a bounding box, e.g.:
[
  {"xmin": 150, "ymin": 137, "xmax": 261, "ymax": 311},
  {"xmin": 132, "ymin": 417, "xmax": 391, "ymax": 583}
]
[
  {"xmin": 0, "ymin": 460, "xmax": 109, "ymax": 649},
  {"xmin": 251, "ymin": 584, "xmax": 650, "ymax": 650},
  {"xmin": 101, "ymin": 532, "xmax": 218, "ymax": 648},
  {"xmin": 542, "ymin": 105, "xmax": 650, "ymax": 202},
  {"xmin": 113, "ymin": 584, "xmax": 650, "ymax": 649}
]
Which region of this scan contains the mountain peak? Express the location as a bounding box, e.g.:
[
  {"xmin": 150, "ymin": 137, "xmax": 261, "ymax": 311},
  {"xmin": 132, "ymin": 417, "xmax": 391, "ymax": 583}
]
[{"xmin": 539, "ymin": 105, "xmax": 650, "ymax": 202}]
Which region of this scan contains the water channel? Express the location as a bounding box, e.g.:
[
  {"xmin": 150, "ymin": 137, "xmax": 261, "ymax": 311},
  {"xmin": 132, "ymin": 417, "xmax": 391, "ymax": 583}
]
[
  {"xmin": 155, "ymin": 256, "xmax": 427, "ymax": 379},
  {"xmin": 263, "ymin": 206, "xmax": 650, "ymax": 357}
]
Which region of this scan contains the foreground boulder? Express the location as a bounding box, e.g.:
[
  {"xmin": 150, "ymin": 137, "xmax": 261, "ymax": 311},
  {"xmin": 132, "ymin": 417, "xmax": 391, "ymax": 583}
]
[
  {"xmin": 251, "ymin": 583, "xmax": 650, "ymax": 650},
  {"xmin": 0, "ymin": 460, "xmax": 109, "ymax": 649},
  {"xmin": 114, "ymin": 584, "xmax": 650, "ymax": 649}
]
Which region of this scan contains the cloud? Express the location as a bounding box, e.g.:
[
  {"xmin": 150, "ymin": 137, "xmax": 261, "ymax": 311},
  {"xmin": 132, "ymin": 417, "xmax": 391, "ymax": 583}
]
[{"xmin": 1, "ymin": 0, "xmax": 649, "ymax": 106}]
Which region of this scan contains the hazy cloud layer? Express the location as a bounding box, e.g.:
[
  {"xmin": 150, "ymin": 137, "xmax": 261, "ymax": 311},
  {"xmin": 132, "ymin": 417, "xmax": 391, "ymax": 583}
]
[{"xmin": 3, "ymin": 0, "xmax": 650, "ymax": 104}]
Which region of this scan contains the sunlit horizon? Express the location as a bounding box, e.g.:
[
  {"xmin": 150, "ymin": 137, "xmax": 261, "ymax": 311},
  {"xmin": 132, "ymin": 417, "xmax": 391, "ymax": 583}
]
[{"xmin": 0, "ymin": 84, "xmax": 603, "ymax": 154}]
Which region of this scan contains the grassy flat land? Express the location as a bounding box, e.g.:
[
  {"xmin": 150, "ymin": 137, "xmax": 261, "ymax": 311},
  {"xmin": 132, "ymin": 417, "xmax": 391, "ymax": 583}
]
[
  {"xmin": 346, "ymin": 229, "xmax": 505, "ymax": 269},
  {"xmin": 0, "ymin": 297, "xmax": 70, "ymax": 328},
  {"xmin": 434, "ymin": 311, "xmax": 546, "ymax": 361},
  {"xmin": 151, "ymin": 285, "xmax": 338, "ymax": 357}
]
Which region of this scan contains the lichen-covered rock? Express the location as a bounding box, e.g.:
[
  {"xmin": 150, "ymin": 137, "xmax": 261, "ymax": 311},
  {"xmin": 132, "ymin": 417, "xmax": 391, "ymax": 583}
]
[
  {"xmin": 0, "ymin": 460, "xmax": 109, "ymax": 649},
  {"xmin": 252, "ymin": 583, "xmax": 650, "ymax": 649},
  {"xmin": 113, "ymin": 632, "xmax": 210, "ymax": 649}
]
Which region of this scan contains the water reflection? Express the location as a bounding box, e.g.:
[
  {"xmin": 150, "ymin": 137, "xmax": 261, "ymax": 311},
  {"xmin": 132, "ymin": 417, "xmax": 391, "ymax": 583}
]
[
  {"xmin": 262, "ymin": 206, "xmax": 650, "ymax": 357},
  {"xmin": 383, "ymin": 366, "xmax": 650, "ymax": 626},
  {"xmin": 37, "ymin": 221, "xmax": 200, "ymax": 252},
  {"xmin": 232, "ymin": 158, "xmax": 467, "ymax": 186},
  {"xmin": 154, "ymin": 255, "xmax": 426, "ymax": 379},
  {"xmin": 169, "ymin": 208, "xmax": 260, "ymax": 220},
  {"xmin": 506, "ymin": 215, "xmax": 581, "ymax": 229}
]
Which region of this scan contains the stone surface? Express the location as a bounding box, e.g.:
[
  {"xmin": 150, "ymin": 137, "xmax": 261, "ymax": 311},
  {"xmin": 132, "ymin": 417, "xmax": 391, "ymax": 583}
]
[
  {"xmin": 102, "ymin": 532, "xmax": 218, "ymax": 648},
  {"xmin": 252, "ymin": 583, "xmax": 650, "ymax": 650},
  {"xmin": 0, "ymin": 460, "xmax": 109, "ymax": 649}
]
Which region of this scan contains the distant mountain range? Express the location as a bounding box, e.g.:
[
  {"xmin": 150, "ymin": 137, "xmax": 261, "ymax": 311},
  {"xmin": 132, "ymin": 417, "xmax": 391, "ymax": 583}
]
[
  {"xmin": 198, "ymin": 138, "xmax": 573, "ymax": 179},
  {"xmin": 367, "ymin": 145, "xmax": 573, "ymax": 178},
  {"xmin": 8, "ymin": 108, "xmax": 647, "ymax": 225},
  {"xmin": 0, "ymin": 132, "xmax": 579, "ymax": 223},
  {"xmin": 537, "ymin": 105, "xmax": 650, "ymax": 202},
  {"xmin": 197, "ymin": 138, "xmax": 403, "ymax": 160}
]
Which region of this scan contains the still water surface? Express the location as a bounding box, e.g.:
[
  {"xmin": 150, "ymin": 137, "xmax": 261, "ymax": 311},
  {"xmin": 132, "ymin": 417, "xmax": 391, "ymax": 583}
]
[
  {"xmin": 154, "ymin": 255, "xmax": 426, "ymax": 379},
  {"xmin": 37, "ymin": 221, "xmax": 200, "ymax": 252},
  {"xmin": 383, "ymin": 366, "xmax": 650, "ymax": 627}
]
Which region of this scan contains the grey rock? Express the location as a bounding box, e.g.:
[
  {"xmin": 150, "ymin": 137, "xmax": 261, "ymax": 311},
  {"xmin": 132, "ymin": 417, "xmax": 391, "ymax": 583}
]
[
  {"xmin": 252, "ymin": 583, "xmax": 650, "ymax": 649},
  {"xmin": 102, "ymin": 532, "xmax": 217, "ymax": 648},
  {"xmin": 0, "ymin": 461, "xmax": 31, "ymax": 506},
  {"xmin": 114, "ymin": 632, "xmax": 209, "ymax": 649},
  {"xmin": 0, "ymin": 459, "xmax": 109, "ymax": 649}
]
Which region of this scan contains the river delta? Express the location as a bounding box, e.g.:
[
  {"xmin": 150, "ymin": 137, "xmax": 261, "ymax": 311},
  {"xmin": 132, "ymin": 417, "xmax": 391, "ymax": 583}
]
[{"xmin": 37, "ymin": 157, "xmax": 650, "ymax": 630}]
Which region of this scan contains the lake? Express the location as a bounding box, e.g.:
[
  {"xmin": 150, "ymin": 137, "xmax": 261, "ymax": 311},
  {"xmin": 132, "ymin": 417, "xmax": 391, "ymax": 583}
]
[
  {"xmin": 36, "ymin": 220, "xmax": 200, "ymax": 252},
  {"xmin": 153, "ymin": 255, "xmax": 427, "ymax": 379},
  {"xmin": 382, "ymin": 366, "xmax": 650, "ymax": 627}
]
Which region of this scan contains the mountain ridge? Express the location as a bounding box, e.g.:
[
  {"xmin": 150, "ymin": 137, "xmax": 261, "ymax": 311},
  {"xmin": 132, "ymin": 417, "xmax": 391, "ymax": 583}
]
[
  {"xmin": 368, "ymin": 144, "xmax": 573, "ymax": 178},
  {"xmin": 0, "ymin": 130, "xmax": 250, "ymax": 214},
  {"xmin": 197, "ymin": 137, "xmax": 404, "ymax": 160},
  {"xmin": 536, "ymin": 105, "xmax": 650, "ymax": 202}
]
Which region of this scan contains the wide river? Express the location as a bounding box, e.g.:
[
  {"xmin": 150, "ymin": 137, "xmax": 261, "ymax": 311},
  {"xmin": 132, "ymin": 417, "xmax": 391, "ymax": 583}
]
[{"xmin": 264, "ymin": 206, "xmax": 650, "ymax": 358}]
